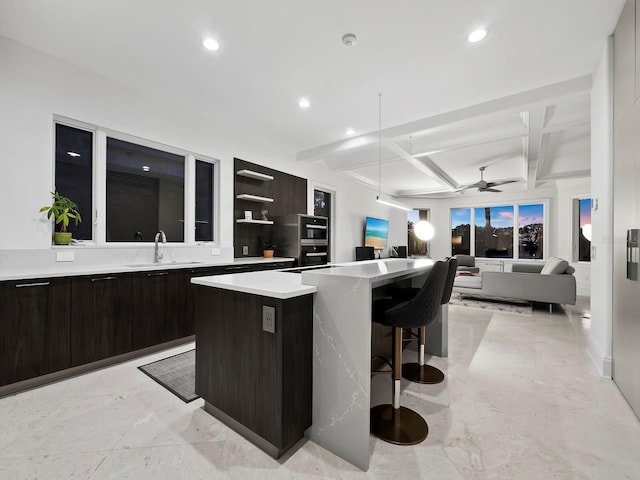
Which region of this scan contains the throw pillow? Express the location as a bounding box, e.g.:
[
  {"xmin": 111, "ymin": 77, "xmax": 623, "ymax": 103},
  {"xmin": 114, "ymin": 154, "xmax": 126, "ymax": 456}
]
[{"xmin": 541, "ymin": 256, "xmax": 569, "ymax": 275}]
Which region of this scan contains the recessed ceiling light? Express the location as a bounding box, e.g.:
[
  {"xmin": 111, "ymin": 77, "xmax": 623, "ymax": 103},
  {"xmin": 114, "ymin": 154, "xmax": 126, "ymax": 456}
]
[
  {"xmin": 346, "ymin": 128, "xmax": 355, "ymax": 136},
  {"xmin": 142, "ymin": 165, "xmax": 150, "ymax": 172},
  {"xmin": 66, "ymin": 151, "xmax": 80, "ymax": 157},
  {"xmin": 467, "ymin": 28, "xmax": 488, "ymax": 43},
  {"xmin": 298, "ymin": 98, "xmax": 310, "ymax": 108},
  {"xmin": 202, "ymin": 38, "xmax": 220, "ymax": 51}
]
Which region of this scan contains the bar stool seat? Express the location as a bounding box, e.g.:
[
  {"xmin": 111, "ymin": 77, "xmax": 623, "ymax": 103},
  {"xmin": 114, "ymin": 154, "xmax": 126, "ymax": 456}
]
[
  {"xmin": 370, "ymin": 261, "xmax": 448, "ymax": 445},
  {"xmin": 395, "ymin": 257, "xmax": 457, "ymax": 384}
]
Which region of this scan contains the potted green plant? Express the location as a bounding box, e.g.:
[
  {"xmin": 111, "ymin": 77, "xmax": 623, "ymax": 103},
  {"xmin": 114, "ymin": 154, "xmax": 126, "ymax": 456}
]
[
  {"xmin": 262, "ymin": 238, "xmax": 276, "ymax": 258},
  {"xmin": 39, "ymin": 191, "xmax": 82, "ymax": 245}
]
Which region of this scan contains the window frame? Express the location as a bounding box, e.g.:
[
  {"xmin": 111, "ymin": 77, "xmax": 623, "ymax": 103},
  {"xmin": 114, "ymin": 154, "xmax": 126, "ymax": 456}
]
[
  {"xmin": 449, "ymin": 199, "xmax": 548, "ymax": 261},
  {"xmin": 53, "ymin": 115, "xmax": 220, "ymax": 246},
  {"xmin": 572, "ymin": 196, "xmax": 592, "ymax": 263}
]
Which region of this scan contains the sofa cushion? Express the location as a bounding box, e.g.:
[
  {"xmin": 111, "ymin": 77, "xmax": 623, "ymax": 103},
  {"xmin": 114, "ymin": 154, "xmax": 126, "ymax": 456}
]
[
  {"xmin": 541, "ymin": 257, "xmax": 569, "ymax": 275},
  {"xmin": 454, "ymin": 254, "xmax": 475, "ymax": 267},
  {"xmin": 453, "ymin": 275, "xmax": 482, "ymax": 289},
  {"xmin": 564, "ymin": 265, "xmax": 575, "ymax": 274}
]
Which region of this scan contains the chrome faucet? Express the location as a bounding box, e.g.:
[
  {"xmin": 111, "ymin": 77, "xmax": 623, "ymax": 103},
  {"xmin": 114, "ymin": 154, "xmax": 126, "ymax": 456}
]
[{"xmin": 154, "ymin": 230, "xmax": 167, "ymax": 263}]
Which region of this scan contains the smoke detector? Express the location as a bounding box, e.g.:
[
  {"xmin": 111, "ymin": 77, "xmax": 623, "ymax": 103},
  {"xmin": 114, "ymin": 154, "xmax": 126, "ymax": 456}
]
[{"xmin": 342, "ymin": 33, "xmax": 357, "ymax": 46}]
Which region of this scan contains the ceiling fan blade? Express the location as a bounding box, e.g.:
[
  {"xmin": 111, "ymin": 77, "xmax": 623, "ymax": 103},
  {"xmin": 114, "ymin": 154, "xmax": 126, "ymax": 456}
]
[
  {"xmin": 483, "ymin": 187, "xmax": 502, "ymax": 193},
  {"xmin": 486, "ymin": 179, "xmax": 518, "ymax": 188}
]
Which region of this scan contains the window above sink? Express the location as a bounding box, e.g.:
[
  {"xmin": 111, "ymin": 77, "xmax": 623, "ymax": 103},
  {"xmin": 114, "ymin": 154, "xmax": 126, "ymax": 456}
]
[{"xmin": 53, "ymin": 116, "xmax": 220, "ymax": 246}]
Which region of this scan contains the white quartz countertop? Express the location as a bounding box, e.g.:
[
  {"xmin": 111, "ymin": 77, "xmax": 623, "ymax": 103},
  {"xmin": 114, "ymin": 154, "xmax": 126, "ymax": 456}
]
[
  {"xmin": 301, "ymin": 258, "xmax": 435, "ymax": 287},
  {"xmin": 0, "ymin": 257, "xmax": 295, "ymax": 282},
  {"xmin": 190, "ymin": 258, "xmax": 435, "ymax": 299},
  {"xmin": 191, "ymin": 270, "xmax": 317, "ymax": 299}
]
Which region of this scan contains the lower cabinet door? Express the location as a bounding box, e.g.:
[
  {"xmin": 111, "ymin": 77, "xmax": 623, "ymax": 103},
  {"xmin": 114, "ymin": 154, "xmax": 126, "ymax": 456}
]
[
  {"xmin": 70, "ymin": 274, "xmax": 133, "ymax": 366},
  {"xmin": 131, "ymin": 270, "xmax": 188, "ymax": 350},
  {"xmin": 0, "ymin": 277, "xmax": 71, "ymax": 386}
]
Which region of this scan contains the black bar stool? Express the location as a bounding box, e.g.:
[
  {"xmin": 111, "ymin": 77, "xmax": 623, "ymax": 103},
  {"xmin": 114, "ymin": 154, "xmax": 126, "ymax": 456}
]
[
  {"xmin": 370, "ymin": 261, "xmax": 448, "ymax": 445},
  {"xmin": 402, "ymin": 257, "xmax": 458, "ymax": 384}
]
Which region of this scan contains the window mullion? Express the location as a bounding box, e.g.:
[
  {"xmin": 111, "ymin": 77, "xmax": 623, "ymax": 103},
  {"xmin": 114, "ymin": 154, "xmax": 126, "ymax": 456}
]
[
  {"xmin": 185, "ymin": 154, "xmax": 196, "ymax": 243},
  {"xmin": 95, "ymin": 130, "xmax": 107, "ymax": 245}
]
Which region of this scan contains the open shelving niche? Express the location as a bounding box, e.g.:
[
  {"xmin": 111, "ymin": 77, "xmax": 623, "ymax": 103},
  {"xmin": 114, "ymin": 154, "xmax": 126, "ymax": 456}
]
[{"xmin": 236, "ymin": 169, "xmax": 275, "ymax": 224}]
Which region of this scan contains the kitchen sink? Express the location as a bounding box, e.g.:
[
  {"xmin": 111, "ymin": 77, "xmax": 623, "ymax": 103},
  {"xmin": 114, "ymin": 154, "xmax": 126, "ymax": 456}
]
[{"xmin": 124, "ymin": 261, "xmax": 205, "ymax": 268}]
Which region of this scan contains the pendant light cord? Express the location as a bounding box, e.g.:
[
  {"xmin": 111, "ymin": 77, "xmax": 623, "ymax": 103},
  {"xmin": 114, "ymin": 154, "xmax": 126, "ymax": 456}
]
[{"xmin": 378, "ymin": 93, "xmax": 382, "ymax": 197}]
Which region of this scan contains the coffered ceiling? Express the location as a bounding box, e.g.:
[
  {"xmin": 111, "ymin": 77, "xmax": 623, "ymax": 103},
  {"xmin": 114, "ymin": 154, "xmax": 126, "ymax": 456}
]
[
  {"xmin": 297, "ymin": 76, "xmax": 593, "ymax": 197},
  {"xmin": 0, "ymin": 0, "xmax": 625, "ymax": 197}
]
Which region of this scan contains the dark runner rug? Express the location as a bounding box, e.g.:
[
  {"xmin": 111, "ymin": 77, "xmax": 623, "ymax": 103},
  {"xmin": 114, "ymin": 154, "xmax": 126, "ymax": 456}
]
[{"xmin": 138, "ymin": 349, "xmax": 199, "ymax": 403}]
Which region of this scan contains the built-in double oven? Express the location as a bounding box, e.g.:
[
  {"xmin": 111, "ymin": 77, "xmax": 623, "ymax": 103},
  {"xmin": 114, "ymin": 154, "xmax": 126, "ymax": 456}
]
[{"xmin": 275, "ymin": 214, "xmax": 329, "ymax": 266}]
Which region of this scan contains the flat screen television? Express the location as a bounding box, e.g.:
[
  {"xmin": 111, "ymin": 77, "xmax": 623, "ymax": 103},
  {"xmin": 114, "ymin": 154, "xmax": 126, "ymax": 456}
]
[{"xmin": 364, "ymin": 216, "xmax": 389, "ymax": 250}]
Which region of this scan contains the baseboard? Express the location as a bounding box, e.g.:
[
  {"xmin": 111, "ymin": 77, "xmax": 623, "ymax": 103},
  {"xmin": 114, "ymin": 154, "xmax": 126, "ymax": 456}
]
[{"xmin": 587, "ymin": 335, "xmax": 612, "ymax": 378}]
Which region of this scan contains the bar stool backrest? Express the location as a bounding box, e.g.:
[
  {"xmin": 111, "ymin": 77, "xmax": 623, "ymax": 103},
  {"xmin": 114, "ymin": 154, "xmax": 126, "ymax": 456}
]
[
  {"xmin": 383, "ymin": 261, "xmax": 448, "ymax": 329},
  {"xmin": 441, "ymin": 257, "xmax": 458, "ymax": 305}
]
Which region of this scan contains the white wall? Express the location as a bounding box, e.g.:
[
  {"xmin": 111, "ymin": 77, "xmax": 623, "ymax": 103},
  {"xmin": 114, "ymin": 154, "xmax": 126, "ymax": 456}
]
[
  {"xmin": 0, "ymin": 36, "xmax": 405, "ymax": 264},
  {"xmin": 589, "ymin": 38, "xmax": 614, "ymax": 377}
]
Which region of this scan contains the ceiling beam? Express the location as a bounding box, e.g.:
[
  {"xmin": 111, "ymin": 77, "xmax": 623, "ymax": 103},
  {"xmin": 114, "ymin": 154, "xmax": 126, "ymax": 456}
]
[
  {"xmin": 411, "ymin": 128, "xmax": 527, "ymax": 158},
  {"xmin": 537, "ymin": 169, "xmax": 591, "ymax": 182},
  {"xmin": 384, "ymin": 141, "xmax": 458, "ymax": 190},
  {"xmin": 296, "ymin": 75, "xmax": 591, "ymax": 163}
]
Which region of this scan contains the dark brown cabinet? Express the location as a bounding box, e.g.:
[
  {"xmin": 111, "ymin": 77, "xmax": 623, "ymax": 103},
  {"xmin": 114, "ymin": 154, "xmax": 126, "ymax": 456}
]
[
  {"xmin": 0, "ymin": 277, "xmax": 71, "ymax": 386},
  {"xmin": 234, "ymin": 158, "xmax": 307, "ymax": 257},
  {"xmin": 194, "ymin": 286, "xmax": 312, "ymax": 457},
  {"xmin": 70, "ymin": 274, "xmax": 133, "ymax": 366},
  {"xmin": 131, "ymin": 269, "xmax": 189, "ymax": 350},
  {"xmin": 0, "ymin": 261, "xmax": 296, "ymax": 391}
]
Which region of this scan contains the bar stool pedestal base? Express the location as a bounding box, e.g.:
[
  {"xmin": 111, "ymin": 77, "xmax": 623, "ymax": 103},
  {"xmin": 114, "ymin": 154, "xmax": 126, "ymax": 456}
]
[
  {"xmin": 370, "ymin": 404, "xmax": 428, "ymax": 445},
  {"xmin": 402, "ymin": 363, "xmax": 445, "ymax": 384}
]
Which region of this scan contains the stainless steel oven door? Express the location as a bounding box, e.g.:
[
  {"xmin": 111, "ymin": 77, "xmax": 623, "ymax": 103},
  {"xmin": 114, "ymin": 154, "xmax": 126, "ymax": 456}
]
[
  {"xmin": 300, "ymin": 216, "xmax": 328, "ymax": 242},
  {"xmin": 300, "ymin": 245, "xmax": 328, "ymax": 266}
]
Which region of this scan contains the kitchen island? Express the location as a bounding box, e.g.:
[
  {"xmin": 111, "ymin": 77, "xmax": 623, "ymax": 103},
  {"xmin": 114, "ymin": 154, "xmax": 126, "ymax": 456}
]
[{"xmin": 191, "ymin": 258, "xmax": 436, "ymax": 471}]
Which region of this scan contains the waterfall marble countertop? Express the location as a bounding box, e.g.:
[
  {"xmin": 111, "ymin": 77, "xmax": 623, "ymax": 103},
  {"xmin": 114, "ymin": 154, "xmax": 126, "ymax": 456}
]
[
  {"xmin": 191, "ymin": 257, "xmax": 438, "ymax": 470},
  {"xmin": 190, "ymin": 258, "xmax": 435, "ymax": 299}
]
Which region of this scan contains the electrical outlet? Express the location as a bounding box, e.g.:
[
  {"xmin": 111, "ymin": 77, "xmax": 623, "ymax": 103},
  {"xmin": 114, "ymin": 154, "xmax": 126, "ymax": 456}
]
[
  {"xmin": 262, "ymin": 305, "xmax": 275, "ymax": 333},
  {"xmin": 56, "ymin": 251, "xmax": 75, "ymax": 262},
  {"xmin": 211, "ymin": 248, "xmax": 220, "ymax": 256},
  {"xmin": 243, "ymin": 245, "xmax": 249, "ymax": 255}
]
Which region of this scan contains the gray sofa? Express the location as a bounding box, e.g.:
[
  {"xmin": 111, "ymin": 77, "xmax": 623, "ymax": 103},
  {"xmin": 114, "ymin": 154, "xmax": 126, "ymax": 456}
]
[
  {"xmin": 454, "ymin": 254, "xmax": 480, "ymax": 274},
  {"xmin": 453, "ymin": 258, "xmax": 576, "ymax": 305}
]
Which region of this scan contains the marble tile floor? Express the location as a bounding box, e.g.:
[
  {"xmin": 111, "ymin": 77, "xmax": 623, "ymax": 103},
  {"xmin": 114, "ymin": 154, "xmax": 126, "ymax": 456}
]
[{"xmin": 1, "ymin": 297, "xmax": 640, "ymax": 479}]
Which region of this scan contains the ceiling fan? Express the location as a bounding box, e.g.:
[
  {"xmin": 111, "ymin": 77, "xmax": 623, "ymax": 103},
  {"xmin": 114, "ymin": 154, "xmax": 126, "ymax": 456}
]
[{"xmin": 457, "ymin": 166, "xmax": 517, "ymax": 193}]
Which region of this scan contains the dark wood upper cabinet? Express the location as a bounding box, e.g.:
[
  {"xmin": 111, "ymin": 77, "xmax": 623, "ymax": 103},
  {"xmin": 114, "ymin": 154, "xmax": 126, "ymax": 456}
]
[
  {"xmin": 70, "ymin": 273, "xmax": 133, "ymax": 366},
  {"xmin": 0, "ymin": 277, "xmax": 71, "ymax": 386},
  {"xmin": 234, "ymin": 158, "xmax": 307, "ymax": 257}
]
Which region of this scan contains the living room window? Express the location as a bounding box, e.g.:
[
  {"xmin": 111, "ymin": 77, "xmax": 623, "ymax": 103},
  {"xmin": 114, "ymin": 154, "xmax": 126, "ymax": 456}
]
[
  {"xmin": 450, "ymin": 202, "xmax": 545, "ymax": 260},
  {"xmin": 408, "ymin": 209, "xmax": 431, "ymax": 256},
  {"xmin": 451, "ymin": 208, "xmax": 471, "ymax": 255},
  {"xmin": 53, "ymin": 117, "xmax": 219, "ymax": 245},
  {"xmin": 518, "ymin": 203, "xmax": 544, "ymax": 259},
  {"xmin": 573, "ymin": 197, "xmax": 592, "ymax": 262},
  {"xmin": 474, "ymin": 206, "xmax": 514, "ymax": 258}
]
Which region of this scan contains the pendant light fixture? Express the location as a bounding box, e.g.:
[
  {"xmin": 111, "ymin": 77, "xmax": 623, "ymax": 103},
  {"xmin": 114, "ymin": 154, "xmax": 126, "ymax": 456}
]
[{"xmin": 375, "ymin": 93, "xmax": 412, "ymax": 211}]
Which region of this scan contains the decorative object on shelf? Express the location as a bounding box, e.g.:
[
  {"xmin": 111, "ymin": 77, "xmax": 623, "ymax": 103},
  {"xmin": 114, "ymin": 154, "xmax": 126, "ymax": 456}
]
[
  {"xmin": 262, "ymin": 238, "xmax": 276, "ymax": 258},
  {"xmin": 39, "ymin": 191, "xmax": 82, "ymax": 245},
  {"xmin": 261, "ymin": 209, "xmax": 269, "ymax": 221},
  {"xmin": 244, "ymin": 210, "xmax": 253, "ymax": 220}
]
